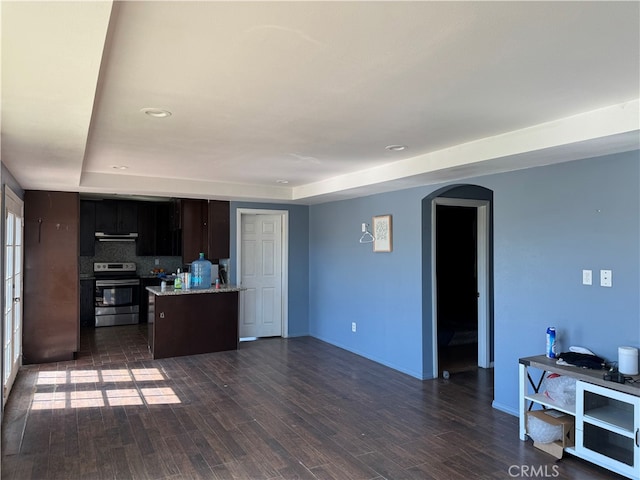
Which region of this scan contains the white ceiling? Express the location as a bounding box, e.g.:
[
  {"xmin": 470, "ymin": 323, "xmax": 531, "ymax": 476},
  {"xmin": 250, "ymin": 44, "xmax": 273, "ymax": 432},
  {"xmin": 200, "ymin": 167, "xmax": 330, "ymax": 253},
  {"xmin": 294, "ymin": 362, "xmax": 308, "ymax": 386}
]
[{"xmin": 2, "ymin": 1, "xmax": 639, "ymax": 205}]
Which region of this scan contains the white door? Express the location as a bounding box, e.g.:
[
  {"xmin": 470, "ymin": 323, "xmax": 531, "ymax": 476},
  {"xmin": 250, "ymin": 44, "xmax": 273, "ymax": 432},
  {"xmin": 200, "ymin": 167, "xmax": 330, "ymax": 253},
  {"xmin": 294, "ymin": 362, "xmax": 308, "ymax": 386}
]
[
  {"xmin": 3, "ymin": 187, "xmax": 24, "ymax": 406},
  {"xmin": 239, "ymin": 214, "xmax": 283, "ymax": 338}
]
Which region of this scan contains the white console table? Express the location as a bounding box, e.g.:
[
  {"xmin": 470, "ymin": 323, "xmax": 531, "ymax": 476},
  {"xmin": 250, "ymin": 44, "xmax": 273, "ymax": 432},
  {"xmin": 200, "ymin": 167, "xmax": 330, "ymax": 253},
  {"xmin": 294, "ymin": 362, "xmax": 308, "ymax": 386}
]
[{"xmin": 519, "ymin": 355, "xmax": 640, "ymax": 479}]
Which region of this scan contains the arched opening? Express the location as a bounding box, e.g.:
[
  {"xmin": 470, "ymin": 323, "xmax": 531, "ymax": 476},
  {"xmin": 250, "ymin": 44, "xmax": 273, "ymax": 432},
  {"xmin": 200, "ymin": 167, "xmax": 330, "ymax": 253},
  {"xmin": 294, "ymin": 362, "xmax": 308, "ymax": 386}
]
[{"xmin": 422, "ymin": 185, "xmax": 494, "ymax": 379}]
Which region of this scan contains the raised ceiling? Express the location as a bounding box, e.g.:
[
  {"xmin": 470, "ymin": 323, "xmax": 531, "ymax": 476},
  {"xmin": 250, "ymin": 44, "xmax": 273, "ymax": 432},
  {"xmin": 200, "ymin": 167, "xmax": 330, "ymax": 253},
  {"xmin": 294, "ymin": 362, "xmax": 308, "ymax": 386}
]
[{"xmin": 2, "ymin": 1, "xmax": 639, "ymax": 204}]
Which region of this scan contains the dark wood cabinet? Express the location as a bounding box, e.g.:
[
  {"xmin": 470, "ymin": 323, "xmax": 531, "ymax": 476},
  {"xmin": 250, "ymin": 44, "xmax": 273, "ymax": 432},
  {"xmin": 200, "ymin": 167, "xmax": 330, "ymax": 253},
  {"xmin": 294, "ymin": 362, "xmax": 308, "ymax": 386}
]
[
  {"xmin": 136, "ymin": 202, "xmax": 155, "ymax": 256},
  {"xmin": 180, "ymin": 199, "xmax": 230, "ymax": 263},
  {"xmin": 137, "ymin": 201, "xmax": 180, "ymax": 256},
  {"xmin": 80, "ymin": 279, "xmax": 95, "ymax": 328},
  {"xmin": 95, "ymin": 200, "xmax": 117, "ymax": 232},
  {"xmin": 140, "ymin": 277, "xmax": 161, "ymax": 322},
  {"xmin": 149, "ymin": 291, "xmax": 238, "ymax": 359},
  {"xmin": 24, "ymin": 191, "xmax": 79, "ymax": 364},
  {"xmin": 119, "ymin": 201, "xmax": 138, "ymax": 232},
  {"xmin": 95, "ymin": 200, "xmax": 138, "ymax": 233},
  {"xmin": 155, "ymin": 202, "xmax": 176, "ymax": 256},
  {"xmin": 208, "ymin": 200, "xmax": 230, "ymax": 260},
  {"xmin": 79, "ymin": 200, "xmax": 96, "ymax": 256},
  {"xmin": 169, "ymin": 198, "xmax": 181, "ymax": 231},
  {"xmin": 181, "ymin": 199, "xmax": 209, "ymax": 263}
]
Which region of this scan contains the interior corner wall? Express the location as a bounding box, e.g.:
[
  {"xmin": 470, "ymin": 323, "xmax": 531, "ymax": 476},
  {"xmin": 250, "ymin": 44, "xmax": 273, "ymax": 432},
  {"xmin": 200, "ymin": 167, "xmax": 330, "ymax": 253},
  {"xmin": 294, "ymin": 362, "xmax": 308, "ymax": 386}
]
[{"xmin": 229, "ymin": 201, "xmax": 310, "ymax": 337}]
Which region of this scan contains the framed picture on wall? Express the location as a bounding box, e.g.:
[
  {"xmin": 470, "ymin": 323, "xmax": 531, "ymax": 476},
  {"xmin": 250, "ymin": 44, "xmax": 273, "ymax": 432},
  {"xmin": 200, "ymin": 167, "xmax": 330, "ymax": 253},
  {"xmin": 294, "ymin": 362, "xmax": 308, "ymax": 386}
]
[{"xmin": 373, "ymin": 214, "xmax": 392, "ymax": 252}]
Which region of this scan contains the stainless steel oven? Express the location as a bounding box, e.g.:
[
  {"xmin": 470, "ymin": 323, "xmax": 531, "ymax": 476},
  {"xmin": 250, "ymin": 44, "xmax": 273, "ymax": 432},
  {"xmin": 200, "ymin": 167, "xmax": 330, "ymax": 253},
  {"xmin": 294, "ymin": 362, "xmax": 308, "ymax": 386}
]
[{"xmin": 94, "ymin": 262, "xmax": 140, "ymax": 327}]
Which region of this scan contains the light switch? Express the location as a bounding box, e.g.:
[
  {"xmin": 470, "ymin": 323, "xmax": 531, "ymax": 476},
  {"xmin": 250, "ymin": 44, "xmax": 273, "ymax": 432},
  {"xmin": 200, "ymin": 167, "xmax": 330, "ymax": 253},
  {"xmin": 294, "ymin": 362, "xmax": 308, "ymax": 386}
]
[
  {"xmin": 582, "ymin": 270, "xmax": 592, "ymax": 285},
  {"xmin": 600, "ymin": 269, "xmax": 612, "ymax": 287}
]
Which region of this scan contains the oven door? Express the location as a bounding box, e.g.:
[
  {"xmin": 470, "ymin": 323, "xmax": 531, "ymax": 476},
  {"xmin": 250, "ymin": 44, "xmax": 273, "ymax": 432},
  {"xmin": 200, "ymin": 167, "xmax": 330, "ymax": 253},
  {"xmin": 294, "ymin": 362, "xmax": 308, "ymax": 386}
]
[{"xmin": 95, "ymin": 278, "xmax": 140, "ymax": 327}]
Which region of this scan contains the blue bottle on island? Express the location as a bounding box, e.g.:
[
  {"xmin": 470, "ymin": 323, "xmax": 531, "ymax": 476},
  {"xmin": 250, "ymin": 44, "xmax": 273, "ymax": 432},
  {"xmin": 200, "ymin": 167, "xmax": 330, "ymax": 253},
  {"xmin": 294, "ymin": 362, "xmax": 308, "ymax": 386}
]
[{"xmin": 191, "ymin": 253, "xmax": 212, "ymax": 289}]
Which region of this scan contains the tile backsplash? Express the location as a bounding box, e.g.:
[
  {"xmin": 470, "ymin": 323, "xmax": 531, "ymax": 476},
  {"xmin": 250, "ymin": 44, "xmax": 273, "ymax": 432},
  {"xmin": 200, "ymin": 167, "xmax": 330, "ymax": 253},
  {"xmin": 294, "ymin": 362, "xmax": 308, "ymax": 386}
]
[{"xmin": 79, "ymin": 241, "xmax": 184, "ymax": 276}]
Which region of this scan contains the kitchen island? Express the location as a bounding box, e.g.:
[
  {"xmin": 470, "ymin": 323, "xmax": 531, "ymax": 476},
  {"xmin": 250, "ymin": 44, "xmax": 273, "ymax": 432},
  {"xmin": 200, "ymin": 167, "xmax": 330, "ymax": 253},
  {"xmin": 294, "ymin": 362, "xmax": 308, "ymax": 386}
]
[{"xmin": 146, "ymin": 285, "xmax": 244, "ymax": 359}]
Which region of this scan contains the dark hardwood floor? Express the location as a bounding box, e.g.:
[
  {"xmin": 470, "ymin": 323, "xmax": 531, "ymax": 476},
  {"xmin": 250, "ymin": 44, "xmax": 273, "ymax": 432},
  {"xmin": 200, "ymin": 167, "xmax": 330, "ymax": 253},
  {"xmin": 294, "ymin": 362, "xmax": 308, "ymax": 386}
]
[{"xmin": 2, "ymin": 326, "xmax": 621, "ymax": 479}]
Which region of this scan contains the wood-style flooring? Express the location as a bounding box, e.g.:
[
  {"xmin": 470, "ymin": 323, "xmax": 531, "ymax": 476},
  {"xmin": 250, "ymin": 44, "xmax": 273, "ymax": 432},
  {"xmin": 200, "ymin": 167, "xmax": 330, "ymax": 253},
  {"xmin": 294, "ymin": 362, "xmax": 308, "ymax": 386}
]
[{"xmin": 2, "ymin": 326, "xmax": 621, "ymax": 479}]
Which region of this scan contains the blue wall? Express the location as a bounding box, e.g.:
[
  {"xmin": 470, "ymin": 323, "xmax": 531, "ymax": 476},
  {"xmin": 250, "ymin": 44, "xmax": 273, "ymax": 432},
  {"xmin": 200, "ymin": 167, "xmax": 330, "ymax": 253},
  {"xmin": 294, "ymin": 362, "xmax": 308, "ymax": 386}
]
[
  {"xmin": 230, "ymin": 201, "xmax": 310, "ymax": 337},
  {"xmin": 308, "ymin": 150, "xmax": 640, "ymax": 414},
  {"xmin": 485, "ymin": 151, "xmax": 640, "ymax": 414},
  {"xmin": 309, "ymin": 191, "xmax": 424, "ymax": 377}
]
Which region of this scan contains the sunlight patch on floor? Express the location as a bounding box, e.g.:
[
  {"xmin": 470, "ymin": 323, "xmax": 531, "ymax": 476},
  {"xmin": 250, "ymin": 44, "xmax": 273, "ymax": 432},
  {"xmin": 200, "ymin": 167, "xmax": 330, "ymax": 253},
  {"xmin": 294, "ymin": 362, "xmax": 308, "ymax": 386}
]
[{"xmin": 30, "ymin": 367, "xmax": 181, "ymax": 409}]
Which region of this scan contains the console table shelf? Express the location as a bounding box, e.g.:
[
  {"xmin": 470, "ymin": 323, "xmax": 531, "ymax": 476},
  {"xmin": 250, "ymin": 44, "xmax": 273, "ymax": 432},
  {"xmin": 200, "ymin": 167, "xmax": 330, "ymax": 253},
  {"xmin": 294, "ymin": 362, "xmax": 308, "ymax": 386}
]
[{"xmin": 519, "ymin": 355, "xmax": 640, "ymax": 480}]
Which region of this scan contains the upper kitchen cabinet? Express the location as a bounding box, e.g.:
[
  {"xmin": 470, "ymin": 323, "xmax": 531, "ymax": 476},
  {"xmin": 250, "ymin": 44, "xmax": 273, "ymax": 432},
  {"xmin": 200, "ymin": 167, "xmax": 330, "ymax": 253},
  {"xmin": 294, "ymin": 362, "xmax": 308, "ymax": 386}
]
[
  {"xmin": 156, "ymin": 201, "xmax": 179, "ymax": 256},
  {"xmin": 136, "ymin": 202, "xmax": 156, "ymax": 256},
  {"xmin": 137, "ymin": 201, "xmax": 178, "ymax": 256},
  {"xmin": 80, "ymin": 200, "xmax": 96, "ymax": 256},
  {"xmin": 180, "ymin": 199, "xmax": 230, "ymax": 263},
  {"xmin": 180, "ymin": 199, "xmax": 208, "ymax": 263},
  {"xmin": 208, "ymin": 200, "xmax": 230, "ymax": 260},
  {"xmin": 24, "ymin": 191, "xmax": 79, "ymax": 364},
  {"xmin": 95, "ymin": 200, "xmax": 138, "ymax": 234}
]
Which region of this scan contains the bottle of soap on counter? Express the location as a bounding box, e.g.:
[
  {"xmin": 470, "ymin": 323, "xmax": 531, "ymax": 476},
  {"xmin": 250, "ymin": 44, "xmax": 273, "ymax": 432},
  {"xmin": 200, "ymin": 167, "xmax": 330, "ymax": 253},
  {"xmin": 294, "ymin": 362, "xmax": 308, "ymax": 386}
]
[
  {"xmin": 174, "ymin": 268, "xmax": 182, "ymax": 289},
  {"xmin": 191, "ymin": 253, "xmax": 212, "ymax": 289}
]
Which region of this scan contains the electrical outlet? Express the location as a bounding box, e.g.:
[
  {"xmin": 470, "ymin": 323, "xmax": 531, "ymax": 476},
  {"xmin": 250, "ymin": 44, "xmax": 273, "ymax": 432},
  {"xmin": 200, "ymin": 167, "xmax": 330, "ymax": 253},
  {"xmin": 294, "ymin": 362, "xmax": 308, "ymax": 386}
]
[
  {"xmin": 600, "ymin": 269, "xmax": 612, "ymax": 287},
  {"xmin": 582, "ymin": 269, "xmax": 592, "ymax": 285},
  {"xmin": 154, "ymin": 258, "xmax": 160, "ymax": 266},
  {"xmin": 351, "ymin": 322, "xmax": 356, "ymax": 333}
]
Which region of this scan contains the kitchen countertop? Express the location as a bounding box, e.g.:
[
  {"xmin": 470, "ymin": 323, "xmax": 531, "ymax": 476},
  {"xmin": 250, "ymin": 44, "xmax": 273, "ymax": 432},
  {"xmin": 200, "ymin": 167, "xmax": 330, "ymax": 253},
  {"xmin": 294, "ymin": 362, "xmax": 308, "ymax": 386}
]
[
  {"xmin": 147, "ymin": 285, "xmax": 244, "ymax": 296},
  {"xmin": 140, "ymin": 275, "xmax": 177, "ymax": 282}
]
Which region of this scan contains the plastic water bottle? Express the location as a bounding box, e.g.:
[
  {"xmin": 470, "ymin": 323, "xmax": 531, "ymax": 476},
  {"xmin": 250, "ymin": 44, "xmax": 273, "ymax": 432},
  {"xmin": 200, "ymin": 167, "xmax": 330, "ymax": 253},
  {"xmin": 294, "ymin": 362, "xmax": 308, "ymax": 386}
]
[
  {"xmin": 546, "ymin": 327, "xmax": 557, "ymax": 358},
  {"xmin": 191, "ymin": 253, "xmax": 212, "ymax": 289}
]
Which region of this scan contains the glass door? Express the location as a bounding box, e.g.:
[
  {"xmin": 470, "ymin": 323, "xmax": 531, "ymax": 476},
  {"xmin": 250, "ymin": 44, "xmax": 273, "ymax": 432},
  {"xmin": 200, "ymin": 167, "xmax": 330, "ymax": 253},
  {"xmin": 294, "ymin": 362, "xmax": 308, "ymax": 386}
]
[
  {"xmin": 3, "ymin": 187, "xmax": 24, "ymax": 406},
  {"xmin": 576, "ymin": 381, "xmax": 640, "ymax": 479}
]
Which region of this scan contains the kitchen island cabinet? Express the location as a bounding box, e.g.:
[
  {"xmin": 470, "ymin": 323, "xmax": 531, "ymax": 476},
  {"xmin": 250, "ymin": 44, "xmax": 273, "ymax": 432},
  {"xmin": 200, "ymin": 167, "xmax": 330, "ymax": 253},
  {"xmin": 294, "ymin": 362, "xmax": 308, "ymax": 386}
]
[{"xmin": 146, "ymin": 285, "xmax": 242, "ymax": 359}]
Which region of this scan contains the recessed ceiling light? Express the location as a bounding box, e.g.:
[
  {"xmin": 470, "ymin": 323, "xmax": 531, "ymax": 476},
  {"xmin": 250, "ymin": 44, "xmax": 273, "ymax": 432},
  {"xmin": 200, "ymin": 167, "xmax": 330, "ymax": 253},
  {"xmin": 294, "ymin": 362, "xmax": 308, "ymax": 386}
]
[
  {"xmin": 276, "ymin": 179, "xmax": 289, "ymax": 184},
  {"xmin": 141, "ymin": 107, "xmax": 172, "ymax": 118},
  {"xmin": 385, "ymin": 144, "xmax": 407, "ymax": 152},
  {"xmin": 112, "ymin": 165, "xmax": 128, "ymax": 170}
]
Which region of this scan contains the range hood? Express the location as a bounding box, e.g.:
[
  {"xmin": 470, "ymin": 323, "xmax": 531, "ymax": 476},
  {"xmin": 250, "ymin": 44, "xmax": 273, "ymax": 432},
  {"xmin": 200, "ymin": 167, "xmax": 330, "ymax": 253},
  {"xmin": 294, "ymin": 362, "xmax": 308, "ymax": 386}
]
[{"xmin": 95, "ymin": 232, "xmax": 138, "ymax": 242}]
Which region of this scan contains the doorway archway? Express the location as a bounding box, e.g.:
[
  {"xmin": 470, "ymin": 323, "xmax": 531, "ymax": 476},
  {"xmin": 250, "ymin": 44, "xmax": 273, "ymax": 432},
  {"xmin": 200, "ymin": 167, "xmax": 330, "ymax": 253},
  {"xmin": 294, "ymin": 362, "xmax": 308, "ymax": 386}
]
[{"xmin": 421, "ymin": 185, "xmax": 494, "ymax": 379}]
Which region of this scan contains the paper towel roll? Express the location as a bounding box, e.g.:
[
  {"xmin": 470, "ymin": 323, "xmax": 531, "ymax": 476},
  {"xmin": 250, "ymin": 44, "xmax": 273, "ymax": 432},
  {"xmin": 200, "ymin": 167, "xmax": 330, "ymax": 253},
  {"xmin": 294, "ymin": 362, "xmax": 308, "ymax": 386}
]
[{"xmin": 618, "ymin": 346, "xmax": 638, "ymax": 375}]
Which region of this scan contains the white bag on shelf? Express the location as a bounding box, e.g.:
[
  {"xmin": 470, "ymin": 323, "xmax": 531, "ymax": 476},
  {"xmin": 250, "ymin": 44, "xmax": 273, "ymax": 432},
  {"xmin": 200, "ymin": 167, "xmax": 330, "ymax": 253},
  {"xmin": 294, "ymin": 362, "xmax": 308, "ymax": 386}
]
[
  {"xmin": 541, "ymin": 373, "xmax": 576, "ymax": 408},
  {"xmin": 527, "ymin": 413, "xmax": 563, "ymax": 444}
]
